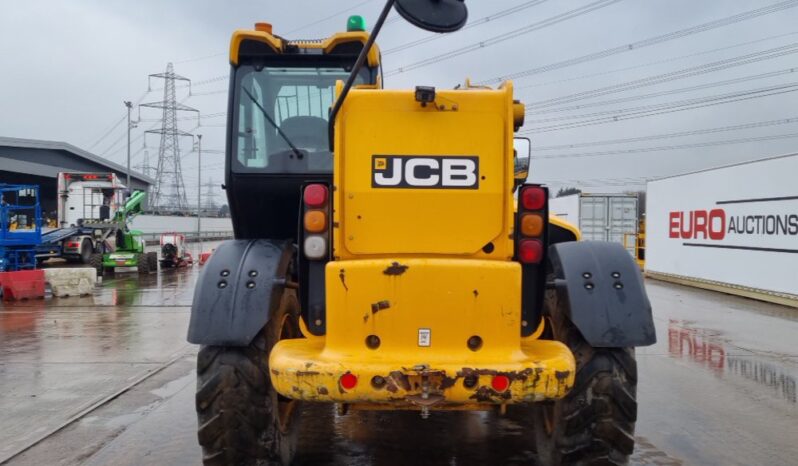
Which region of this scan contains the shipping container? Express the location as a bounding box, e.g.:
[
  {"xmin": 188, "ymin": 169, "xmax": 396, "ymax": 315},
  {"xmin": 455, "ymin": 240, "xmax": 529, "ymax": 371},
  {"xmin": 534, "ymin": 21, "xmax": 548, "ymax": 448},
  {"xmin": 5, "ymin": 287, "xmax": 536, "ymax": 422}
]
[
  {"xmin": 646, "ymin": 153, "xmax": 798, "ymax": 306},
  {"xmin": 549, "ymin": 193, "xmax": 639, "ymax": 255}
]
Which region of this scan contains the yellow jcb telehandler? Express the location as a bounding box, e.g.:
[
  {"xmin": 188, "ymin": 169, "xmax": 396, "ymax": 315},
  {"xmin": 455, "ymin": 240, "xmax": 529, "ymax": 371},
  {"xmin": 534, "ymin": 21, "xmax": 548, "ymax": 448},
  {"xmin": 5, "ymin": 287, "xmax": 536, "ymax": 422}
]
[{"xmin": 188, "ymin": 2, "xmax": 656, "ymax": 464}]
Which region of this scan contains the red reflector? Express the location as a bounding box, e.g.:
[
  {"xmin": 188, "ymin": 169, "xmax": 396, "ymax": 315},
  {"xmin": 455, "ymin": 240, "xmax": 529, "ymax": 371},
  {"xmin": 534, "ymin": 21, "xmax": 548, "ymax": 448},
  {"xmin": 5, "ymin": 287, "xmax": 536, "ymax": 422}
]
[
  {"xmin": 491, "ymin": 375, "xmax": 510, "ymax": 392},
  {"xmin": 519, "ymin": 239, "xmax": 544, "ymax": 264},
  {"xmin": 339, "ymin": 373, "xmax": 357, "ymax": 390},
  {"xmin": 304, "ymin": 184, "xmax": 328, "ymax": 208},
  {"xmin": 521, "ymin": 186, "xmax": 545, "ymax": 211}
]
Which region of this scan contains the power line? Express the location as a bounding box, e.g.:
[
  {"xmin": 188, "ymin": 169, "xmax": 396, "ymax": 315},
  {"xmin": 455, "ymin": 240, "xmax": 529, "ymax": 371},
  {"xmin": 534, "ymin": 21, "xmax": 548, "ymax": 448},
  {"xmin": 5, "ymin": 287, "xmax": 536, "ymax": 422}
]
[
  {"xmin": 522, "ymin": 84, "xmax": 798, "ymax": 133},
  {"xmin": 533, "ymin": 176, "xmax": 652, "ymax": 184},
  {"xmin": 385, "ymin": 0, "xmax": 621, "ymax": 76},
  {"xmin": 103, "ymin": 96, "xmax": 195, "ymax": 163},
  {"xmin": 515, "ymin": 31, "xmax": 798, "ymax": 92},
  {"xmin": 87, "ymin": 115, "xmax": 126, "ymax": 150},
  {"xmin": 189, "ymin": 75, "xmax": 228, "ymax": 88},
  {"xmin": 532, "ymin": 132, "xmax": 798, "ymax": 160},
  {"xmin": 98, "ymin": 128, "xmax": 129, "ymax": 158},
  {"xmin": 527, "ymin": 67, "xmax": 798, "ymax": 115},
  {"xmin": 174, "ymin": 51, "xmax": 226, "ymax": 65},
  {"xmin": 173, "ymin": 0, "xmax": 376, "ymax": 64},
  {"xmin": 524, "ymin": 42, "xmax": 798, "ymax": 110},
  {"xmin": 189, "ymin": 89, "xmax": 227, "ymax": 97},
  {"xmin": 479, "ymin": 0, "xmax": 798, "ymax": 84},
  {"xmin": 541, "ymin": 179, "xmax": 650, "ymax": 188},
  {"xmin": 530, "ymin": 116, "xmax": 798, "ymax": 150},
  {"xmin": 148, "ymin": 75, "xmax": 228, "ymax": 94},
  {"xmin": 383, "ymin": 0, "xmax": 549, "ymax": 55},
  {"xmin": 86, "ymin": 90, "xmax": 150, "ymax": 150},
  {"xmin": 140, "ymin": 111, "xmax": 226, "ymax": 123},
  {"xmin": 525, "ymin": 82, "xmax": 798, "ymax": 125},
  {"xmin": 382, "ymin": 14, "xmax": 403, "ymax": 27},
  {"xmin": 286, "ymin": 0, "xmax": 376, "ymax": 35}
]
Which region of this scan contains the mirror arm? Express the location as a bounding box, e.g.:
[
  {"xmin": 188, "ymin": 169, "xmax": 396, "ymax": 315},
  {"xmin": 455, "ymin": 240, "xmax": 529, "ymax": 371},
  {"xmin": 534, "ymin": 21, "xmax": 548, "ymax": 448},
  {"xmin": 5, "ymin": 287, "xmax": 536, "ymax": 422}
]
[{"xmin": 328, "ymin": 0, "xmax": 396, "ymax": 151}]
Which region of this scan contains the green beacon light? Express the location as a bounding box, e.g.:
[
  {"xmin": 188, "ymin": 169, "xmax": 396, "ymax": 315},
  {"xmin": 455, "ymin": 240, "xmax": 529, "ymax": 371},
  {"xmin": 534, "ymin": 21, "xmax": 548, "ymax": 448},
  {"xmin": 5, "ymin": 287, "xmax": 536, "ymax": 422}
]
[{"xmin": 347, "ymin": 15, "xmax": 366, "ymax": 32}]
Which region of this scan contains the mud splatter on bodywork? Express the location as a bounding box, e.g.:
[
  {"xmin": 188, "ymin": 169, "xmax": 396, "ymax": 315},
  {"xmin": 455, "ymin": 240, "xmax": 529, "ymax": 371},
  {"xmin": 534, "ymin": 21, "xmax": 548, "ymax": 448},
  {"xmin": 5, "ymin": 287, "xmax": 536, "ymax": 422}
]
[{"xmin": 383, "ymin": 262, "xmax": 409, "ymax": 275}]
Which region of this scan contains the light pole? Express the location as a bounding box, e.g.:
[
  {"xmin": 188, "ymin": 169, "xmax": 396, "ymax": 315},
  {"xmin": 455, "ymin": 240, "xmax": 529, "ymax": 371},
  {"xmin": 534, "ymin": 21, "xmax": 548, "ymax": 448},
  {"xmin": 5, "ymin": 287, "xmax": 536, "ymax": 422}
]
[
  {"xmin": 196, "ymin": 134, "xmax": 202, "ymax": 251},
  {"xmin": 124, "ymin": 101, "xmax": 133, "ymax": 192}
]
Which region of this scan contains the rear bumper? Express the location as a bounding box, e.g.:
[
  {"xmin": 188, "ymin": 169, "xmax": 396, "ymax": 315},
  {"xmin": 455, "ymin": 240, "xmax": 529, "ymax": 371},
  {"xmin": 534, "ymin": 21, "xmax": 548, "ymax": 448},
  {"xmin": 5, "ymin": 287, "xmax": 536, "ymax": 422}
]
[
  {"xmin": 271, "ymin": 338, "xmax": 574, "ymax": 405},
  {"xmin": 270, "ymin": 258, "xmax": 575, "ymax": 406}
]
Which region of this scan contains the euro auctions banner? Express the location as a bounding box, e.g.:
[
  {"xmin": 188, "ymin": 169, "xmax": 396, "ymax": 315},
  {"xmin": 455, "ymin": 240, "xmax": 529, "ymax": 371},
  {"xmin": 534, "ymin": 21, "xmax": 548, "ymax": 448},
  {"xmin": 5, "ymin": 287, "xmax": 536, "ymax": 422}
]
[{"xmin": 646, "ymin": 154, "xmax": 798, "ymax": 296}]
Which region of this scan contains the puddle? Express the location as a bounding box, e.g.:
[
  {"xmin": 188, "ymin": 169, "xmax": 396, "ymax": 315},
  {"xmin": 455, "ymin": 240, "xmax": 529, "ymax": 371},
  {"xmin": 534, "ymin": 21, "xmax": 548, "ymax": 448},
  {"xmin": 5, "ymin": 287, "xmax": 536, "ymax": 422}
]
[{"xmin": 667, "ymin": 320, "xmax": 797, "ymax": 404}]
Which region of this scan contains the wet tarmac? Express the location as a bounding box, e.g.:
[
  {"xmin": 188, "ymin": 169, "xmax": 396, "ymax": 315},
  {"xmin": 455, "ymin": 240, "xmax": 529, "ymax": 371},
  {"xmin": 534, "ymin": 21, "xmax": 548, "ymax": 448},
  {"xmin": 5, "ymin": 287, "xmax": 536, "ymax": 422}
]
[{"xmin": 1, "ymin": 249, "xmax": 796, "ymax": 465}]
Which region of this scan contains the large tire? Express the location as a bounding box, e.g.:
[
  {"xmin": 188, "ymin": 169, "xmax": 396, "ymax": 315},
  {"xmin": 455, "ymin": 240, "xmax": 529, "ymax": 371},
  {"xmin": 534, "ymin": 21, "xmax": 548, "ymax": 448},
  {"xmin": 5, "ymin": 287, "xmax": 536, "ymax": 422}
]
[
  {"xmin": 534, "ymin": 278, "xmax": 638, "ymax": 466},
  {"xmin": 80, "ymin": 239, "xmax": 93, "ymax": 264},
  {"xmin": 137, "ymin": 254, "xmax": 150, "ymax": 274},
  {"xmin": 147, "ymin": 252, "xmax": 158, "ymax": 272},
  {"xmin": 88, "ymin": 253, "xmax": 104, "ymax": 275},
  {"xmin": 196, "ymin": 289, "xmax": 302, "ymax": 465}
]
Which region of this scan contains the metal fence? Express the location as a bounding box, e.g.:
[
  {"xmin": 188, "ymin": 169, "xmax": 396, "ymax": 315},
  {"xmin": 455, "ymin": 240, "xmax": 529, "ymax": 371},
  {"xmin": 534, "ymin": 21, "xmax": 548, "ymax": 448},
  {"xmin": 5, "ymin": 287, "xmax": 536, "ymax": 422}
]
[{"xmin": 140, "ymin": 231, "xmax": 234, "ymax": 245}]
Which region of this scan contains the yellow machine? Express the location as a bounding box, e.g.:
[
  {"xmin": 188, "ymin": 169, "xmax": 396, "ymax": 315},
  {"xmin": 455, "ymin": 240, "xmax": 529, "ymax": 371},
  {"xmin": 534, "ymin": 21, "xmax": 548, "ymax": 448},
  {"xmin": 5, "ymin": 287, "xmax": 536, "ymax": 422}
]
[
  {"xmin": 188, "ymin": 2, "xmax": 655, "ymax": 465},
  {"xmin": 270, "ymin": 80, "xmax": 575, "ymax": 406},
  {"xmin": 624, "ymin": 218, "xmax": 646, "ymax": 269}
]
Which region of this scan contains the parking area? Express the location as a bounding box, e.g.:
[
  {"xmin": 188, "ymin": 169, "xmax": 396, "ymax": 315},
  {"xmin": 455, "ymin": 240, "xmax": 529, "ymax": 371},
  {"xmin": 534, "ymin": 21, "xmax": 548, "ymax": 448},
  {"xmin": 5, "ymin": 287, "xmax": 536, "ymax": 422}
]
[{"xmin": 1, "ymin": 253, "xmax": 795, "ymax": 465}]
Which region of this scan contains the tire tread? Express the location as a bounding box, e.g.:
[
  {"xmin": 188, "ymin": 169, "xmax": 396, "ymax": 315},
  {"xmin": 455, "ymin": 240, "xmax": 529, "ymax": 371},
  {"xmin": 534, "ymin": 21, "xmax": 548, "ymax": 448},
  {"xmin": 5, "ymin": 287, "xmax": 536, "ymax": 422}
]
[
  {"xmin": 536, "ymin": 277, "xmax": 638, "ymax": 465},
  {"xmin": 194, "ymin": 291, "xmax": 300, "ymax": 466}
]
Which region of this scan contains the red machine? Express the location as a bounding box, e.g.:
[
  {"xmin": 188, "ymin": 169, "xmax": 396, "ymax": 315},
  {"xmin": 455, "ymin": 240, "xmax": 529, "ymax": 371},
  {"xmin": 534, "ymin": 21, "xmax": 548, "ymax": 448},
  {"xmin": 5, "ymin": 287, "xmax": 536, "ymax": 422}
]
[{"xmin": 158, "ymin": 233, "xmax": 193, "ymax": 268}]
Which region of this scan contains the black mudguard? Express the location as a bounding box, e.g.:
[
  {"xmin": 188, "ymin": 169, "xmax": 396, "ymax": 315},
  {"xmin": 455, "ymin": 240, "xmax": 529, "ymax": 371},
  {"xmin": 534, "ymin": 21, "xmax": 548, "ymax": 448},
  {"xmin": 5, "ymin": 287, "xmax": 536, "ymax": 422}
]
[
  {"xmin": 187, "ymin": 239, "xmax": 291, "ymax": 346},
  {"xmin": 548, "ymin": 241, "xmax": 656, "ymax": 347}
]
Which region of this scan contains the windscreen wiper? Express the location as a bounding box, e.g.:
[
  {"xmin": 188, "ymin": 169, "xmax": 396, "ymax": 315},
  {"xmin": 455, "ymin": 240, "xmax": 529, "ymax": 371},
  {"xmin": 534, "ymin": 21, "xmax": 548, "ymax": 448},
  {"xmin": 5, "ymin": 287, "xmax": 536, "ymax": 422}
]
[{"xmin": 241, "ymin": 87, "xmax": 304, "ymax": 159}]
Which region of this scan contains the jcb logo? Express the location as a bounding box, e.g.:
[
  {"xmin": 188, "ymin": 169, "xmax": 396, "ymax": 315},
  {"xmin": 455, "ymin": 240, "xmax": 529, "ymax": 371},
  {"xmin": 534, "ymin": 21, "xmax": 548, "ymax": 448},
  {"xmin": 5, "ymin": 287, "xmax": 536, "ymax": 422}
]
[{"xmin": 372, "ymin": 155, "xmax": 479, "ymax": 189}]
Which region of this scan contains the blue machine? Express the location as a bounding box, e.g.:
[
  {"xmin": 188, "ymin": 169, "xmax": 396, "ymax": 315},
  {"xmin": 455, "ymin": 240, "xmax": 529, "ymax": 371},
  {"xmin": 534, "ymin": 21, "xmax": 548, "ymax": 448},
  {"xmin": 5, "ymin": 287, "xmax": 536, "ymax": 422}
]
[{"xmin": 0, "ymin": 184, "xmax": 42, "ymax": 272}]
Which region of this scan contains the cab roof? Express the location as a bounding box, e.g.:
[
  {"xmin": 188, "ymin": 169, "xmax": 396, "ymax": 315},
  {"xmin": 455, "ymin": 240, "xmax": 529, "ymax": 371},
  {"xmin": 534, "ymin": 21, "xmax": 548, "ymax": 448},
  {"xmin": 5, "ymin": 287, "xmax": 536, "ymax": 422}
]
[{"xmin": 230, "ymin": 26, "xmax": 381, "ymax": 68}]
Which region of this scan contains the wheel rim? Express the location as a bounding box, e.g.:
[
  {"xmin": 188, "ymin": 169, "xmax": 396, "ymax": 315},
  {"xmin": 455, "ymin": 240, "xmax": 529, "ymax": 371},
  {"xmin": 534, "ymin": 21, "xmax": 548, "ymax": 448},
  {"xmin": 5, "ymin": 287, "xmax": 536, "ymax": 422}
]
[{"xmin": 274, "ymin": 308, "xmax": 299, "ymax": 434}]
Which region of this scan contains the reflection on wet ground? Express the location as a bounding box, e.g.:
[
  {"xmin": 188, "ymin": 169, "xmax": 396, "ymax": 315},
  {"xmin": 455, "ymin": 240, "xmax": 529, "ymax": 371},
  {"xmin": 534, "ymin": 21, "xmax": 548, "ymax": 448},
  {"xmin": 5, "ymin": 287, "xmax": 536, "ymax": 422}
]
[
  {"xmin": 2, "ymin": 260, "xmax": 797, "ymax": 465},
  {"xmin": 668, "ymin": 319, "xmax": 796, "ymax": 405},
  {"xmin": 0, "ymin": 243, "xmax": 214, "ymax": 464},
  {"xmin": 292, "ymin": 404, "xmax": 683, "ymax": 465},
  {"xmin": 636, "ymin": 282, "xmax": 798, "ymax": 466}
]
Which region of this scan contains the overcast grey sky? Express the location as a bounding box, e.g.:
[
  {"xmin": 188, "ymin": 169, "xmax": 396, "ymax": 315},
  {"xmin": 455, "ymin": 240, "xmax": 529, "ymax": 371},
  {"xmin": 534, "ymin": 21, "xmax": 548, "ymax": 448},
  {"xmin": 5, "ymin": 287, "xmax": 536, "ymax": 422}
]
[{"xmin": 1, "ymin": 0, "xmax": 797, "ymax": 201}]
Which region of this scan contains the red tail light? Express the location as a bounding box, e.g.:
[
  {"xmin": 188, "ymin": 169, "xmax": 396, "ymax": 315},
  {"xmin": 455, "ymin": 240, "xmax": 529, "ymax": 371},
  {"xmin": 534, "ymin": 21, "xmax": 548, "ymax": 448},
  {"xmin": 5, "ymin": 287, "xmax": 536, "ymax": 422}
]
[
  {"xmin": 491, "ymin": 375, "xmax": 510, "ymax": 392},
  {"xmin": 339, "ymin": 372, "xmax": 358, "ymax": 390},
  {"xmin": 518, "ymin": 239, "xmax": 543, "ymax": 264},
  {"xmin": 303, "ymin": 184, "xmax": 330, "ymax": 261},
  {"xmin": 521, "ymin": 186, "xmax": 546, "ymax": 211},
  {"xmin": 304, "ymin": 184, "xmax": 328, "ymax": 208}
]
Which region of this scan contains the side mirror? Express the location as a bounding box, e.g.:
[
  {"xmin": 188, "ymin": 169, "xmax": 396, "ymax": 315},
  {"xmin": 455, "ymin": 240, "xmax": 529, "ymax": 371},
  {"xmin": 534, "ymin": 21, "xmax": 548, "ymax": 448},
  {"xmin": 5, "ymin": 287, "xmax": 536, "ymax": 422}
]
[
  {"xmin": 394, "ymin": 0, "xmax": 468, "ymax": 32},
  {"xmin": 513, "ymin": 137, "xmax": 531, "ymax": 191}
]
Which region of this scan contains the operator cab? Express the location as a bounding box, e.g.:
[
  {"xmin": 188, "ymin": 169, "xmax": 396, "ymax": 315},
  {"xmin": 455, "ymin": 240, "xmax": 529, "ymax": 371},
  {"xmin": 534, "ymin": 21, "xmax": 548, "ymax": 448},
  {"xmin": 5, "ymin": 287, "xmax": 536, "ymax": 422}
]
[
  {"xmin": 235, "ymin": 66, "xmax": 372, "ymax": 173},
  {"xmin": 226, "ymin": 20, "xmax": 381, "ymax": 239}
]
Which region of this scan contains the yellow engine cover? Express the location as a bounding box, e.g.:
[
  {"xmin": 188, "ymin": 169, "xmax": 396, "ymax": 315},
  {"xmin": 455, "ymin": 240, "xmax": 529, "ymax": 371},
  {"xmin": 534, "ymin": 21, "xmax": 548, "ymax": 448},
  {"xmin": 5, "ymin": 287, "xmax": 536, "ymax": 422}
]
[{"xmin": 332, "ymin": 84, "xmax": 517, "ymax": 260}]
